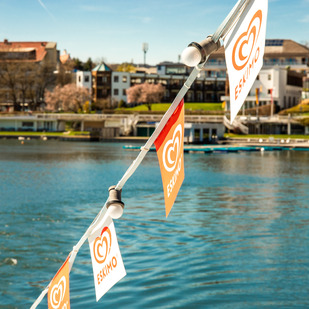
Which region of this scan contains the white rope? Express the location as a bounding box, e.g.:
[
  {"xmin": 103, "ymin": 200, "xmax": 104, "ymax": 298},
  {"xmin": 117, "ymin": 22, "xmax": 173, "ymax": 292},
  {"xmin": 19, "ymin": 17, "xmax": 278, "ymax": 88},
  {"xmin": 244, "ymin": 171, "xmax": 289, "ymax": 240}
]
[
  {"xmin": 212, "ymin": 0, "xmax": 251, "ymax": 43},
  {"xmin": 30, "ymin": 67, "xmax": 199, "ymax": 309},
  {"xmin": 30, "ymin": 0, "xmax": 250, "ymax": 305},
  {"xmin": 115, "ymin": 65, "xmax": 201, "ymax": 191}
]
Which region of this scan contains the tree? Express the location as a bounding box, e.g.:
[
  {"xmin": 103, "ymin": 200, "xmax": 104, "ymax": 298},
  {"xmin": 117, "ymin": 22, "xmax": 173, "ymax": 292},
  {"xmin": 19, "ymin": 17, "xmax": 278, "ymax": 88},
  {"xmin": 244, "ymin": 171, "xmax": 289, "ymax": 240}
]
[
  {"xmin": 45, "ymin": 84, "xmax": 91, "ymax": 113},
  {"xmin": 18, "ymin": 63, "xmax": 36, "ymax": 111},
  {"xmin": 31, "ymin": 61, "xmax": 56, "ymax": 110},
  {"xmin": 126, "ymin": 83, "xmax": 165, "ymax": 110},
  {"xmin": 72, "ymin": 58, "xmax": 83, "ymax": 71},
  {"xmin": 56, "ymin": 61, "xmax": 74, "ymax": 86},
  {"xmin": 84, "ymin": 58, "xmax": 94, "ymax": 71},
  {"xmin": 0, "ymin": 61, "xmax": 21, "ymax": 110},
  {"xmin": 116, "ymin": 63, "xmax": 136, "ymax": 73},
  {"xmin": 0, "ymin": 61, "xmax": 55, "ymax": 111}
]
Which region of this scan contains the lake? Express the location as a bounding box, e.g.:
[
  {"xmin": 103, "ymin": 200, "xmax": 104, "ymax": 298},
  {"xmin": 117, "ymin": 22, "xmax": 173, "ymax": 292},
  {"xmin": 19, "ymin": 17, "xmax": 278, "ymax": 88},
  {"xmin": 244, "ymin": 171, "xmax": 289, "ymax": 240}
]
[{"xmin": 0, "ymin": 140, "xmax": 309, "ymax": 308}]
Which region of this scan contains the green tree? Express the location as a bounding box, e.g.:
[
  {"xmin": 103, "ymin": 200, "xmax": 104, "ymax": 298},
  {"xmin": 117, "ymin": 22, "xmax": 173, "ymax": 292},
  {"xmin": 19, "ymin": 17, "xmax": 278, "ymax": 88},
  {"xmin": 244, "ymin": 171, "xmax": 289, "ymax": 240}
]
[
  {"xmin": 72, "ymin": 58, "xmax": 83, "ymax": 71},
  {"xmin": 116, "ymin": 62, "xmax": 136, "ymax": 73},
  {"xmin": 84, "ymin": 58, "xmax": 94, "ymax": 71}
]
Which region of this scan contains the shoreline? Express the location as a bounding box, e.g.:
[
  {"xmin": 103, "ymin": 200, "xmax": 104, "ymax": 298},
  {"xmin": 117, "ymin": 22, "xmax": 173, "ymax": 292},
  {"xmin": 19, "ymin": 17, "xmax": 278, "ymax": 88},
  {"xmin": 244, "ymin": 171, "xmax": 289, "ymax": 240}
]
[{"xmin": 1, "ymin": 133, "xmax": 308, "ymax": 149}]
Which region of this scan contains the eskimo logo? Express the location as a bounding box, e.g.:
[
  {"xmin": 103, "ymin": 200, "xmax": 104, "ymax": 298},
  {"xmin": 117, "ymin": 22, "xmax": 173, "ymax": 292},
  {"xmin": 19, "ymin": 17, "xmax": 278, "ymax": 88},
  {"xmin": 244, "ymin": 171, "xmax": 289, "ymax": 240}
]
[
  {"xmin": 93, "ymin": 226, "xmax": 112, "ymax": 264},
  {"xmin": 162, "ymin": 124, "xmax": 182, "ymax": 173},
  {"xmin": 232, "ymin": 10, "xmax": 262, "ymax": 71},
  {"xmin": 50, "ymin": 276, "xmax": 66, "ymax": 309}
]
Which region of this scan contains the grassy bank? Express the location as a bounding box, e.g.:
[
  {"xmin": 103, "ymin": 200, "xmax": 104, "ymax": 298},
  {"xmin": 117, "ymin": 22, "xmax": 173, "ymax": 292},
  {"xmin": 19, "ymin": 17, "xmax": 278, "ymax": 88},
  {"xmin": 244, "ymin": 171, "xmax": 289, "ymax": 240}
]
[
  {"xmin": 119, "ymin": 102, "xmax": 223, "ymax": 112},
  {"xmin": 0, "ymin": 131, "xmax": 90, "ymax": 137}
]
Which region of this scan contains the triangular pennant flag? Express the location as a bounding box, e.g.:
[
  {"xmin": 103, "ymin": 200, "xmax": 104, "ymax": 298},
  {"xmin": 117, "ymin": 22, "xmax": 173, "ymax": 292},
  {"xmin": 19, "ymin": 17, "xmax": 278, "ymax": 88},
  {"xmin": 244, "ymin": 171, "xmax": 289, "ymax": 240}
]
[
  {"xmin": 48, "ymin": 255, "xmax": 70, "ymax": 309},
  {"xmin": 88, "ymin": 216, "xmax": 126, "ymax": 302},
  {"xmin": 154, "ymin": 99, "xmax": 185, "ymax": 217},
  {"xmin": 224, "ymin": 0, "xmax": 268, "ymax": 123}
]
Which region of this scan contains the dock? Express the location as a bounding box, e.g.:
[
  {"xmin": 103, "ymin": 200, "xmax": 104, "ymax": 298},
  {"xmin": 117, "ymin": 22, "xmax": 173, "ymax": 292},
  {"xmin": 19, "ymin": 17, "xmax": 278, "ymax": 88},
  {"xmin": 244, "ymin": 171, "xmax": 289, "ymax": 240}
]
[{"xmin": 123, "ymin": 144, "xmax": 309, "ymax": 153}]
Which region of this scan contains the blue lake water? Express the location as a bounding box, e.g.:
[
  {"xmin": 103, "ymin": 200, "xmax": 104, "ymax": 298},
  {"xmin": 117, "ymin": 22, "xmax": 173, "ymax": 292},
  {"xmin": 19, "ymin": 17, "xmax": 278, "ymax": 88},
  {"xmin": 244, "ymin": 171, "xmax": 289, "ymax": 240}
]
[{"xmin": 0, "ymin": 139, "xmax": 309, "ymax": 308}]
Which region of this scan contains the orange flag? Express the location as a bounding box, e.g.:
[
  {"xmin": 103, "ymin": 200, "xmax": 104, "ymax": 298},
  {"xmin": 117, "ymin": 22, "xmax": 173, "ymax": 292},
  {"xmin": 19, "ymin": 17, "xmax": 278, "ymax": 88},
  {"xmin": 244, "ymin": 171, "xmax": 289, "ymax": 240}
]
[
  {"xmin": 154, "ymin": 99, "xmax": 185, "ymax": 217},
  {"xmin": 48, "ymin": 255, "xmax": 70, "ymax": 309}
]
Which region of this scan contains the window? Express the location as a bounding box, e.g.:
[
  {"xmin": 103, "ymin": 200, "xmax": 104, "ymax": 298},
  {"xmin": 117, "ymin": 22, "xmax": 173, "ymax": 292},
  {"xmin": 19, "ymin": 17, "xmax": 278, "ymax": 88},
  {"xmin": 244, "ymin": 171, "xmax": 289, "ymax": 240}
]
[
  {"xmin": 114, "ymin": 89, "xmax": 119, "ymax": 95},
  {"xmin": 114, "ymin": 76, "xmax": 119, "ymax": 82},
  {"xmin": 85, "ymin": 76, "xmax": 89, "ymax": 82},
  {"xmin": 123, "ymin": 89, "xmax": 126, "ymax": 95},
  {"xmin": 122, "ymin": 76, "xmax": 127, "ymax": 83},
  {"xmin": 194, "ymin": 129, "xmax": 200, "ymax": 139},
  {"xmin": 97, "ymin": 89, "xmax": 103, "ymax": 98},
  {"xmin": 78, "ymin": 76, "xmax": 81, "ymax": 82},
  {"xmin": 22, "ymin": 122, "xmax": 33, "ymax": 127},
  {"xmin": 203, "ymin": 128, "xmax": 209, "ymax": 141},
  {"xmin": 268, "ymin": 74, "xmax": 271, "ymax": 80}
]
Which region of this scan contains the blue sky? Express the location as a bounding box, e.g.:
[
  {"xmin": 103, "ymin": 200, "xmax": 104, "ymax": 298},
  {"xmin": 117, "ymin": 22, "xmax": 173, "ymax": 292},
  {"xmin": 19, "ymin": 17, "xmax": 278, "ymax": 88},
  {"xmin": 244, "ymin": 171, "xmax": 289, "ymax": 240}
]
[{"xmin": 0, "ymin": 0, "xmax": 308, "ymax": 65}]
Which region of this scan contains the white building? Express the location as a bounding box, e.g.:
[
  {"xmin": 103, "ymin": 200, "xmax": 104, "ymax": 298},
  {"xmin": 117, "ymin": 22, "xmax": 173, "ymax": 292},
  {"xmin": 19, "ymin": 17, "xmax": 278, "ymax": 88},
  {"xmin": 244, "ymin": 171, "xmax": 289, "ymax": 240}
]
[
  {"xmin": 111, "ymin": 72, "xmax": 130, "ymax": 103},
  {"xmin": 221, "ymin": 67, "xmax": 303, "ymax": 115},
  {"xmin": 76, "ymin": 71, "xmax": 92, "ymax": 92},
  {"xmin": 184, "ymin": 122, "xmax": 225, "ymax": 143}
]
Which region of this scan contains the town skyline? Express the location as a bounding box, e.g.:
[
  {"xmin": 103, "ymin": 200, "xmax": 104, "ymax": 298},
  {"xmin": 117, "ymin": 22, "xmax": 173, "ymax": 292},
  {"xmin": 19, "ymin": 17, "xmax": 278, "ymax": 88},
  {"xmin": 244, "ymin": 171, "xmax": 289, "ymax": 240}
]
[{"xmin": 0, "ymin": 0, "xmax": 309, "ymax": 65}]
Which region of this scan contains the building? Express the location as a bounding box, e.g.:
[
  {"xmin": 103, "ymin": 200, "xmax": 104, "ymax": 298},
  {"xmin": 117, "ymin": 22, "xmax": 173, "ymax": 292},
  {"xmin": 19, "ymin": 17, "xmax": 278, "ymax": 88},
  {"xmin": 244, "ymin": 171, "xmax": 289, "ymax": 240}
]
[
  {"xmin": 76, "ymin": 71, "xmax": 92, "ymax": 93},
  {"xmin": 60, "ymin": 49, "xmax": 71, "ymax": 64},
  {"xmin": 111, "ymin": 69, "xmax": 226, "ymax": 105},
  {"xmin": 108, "ymin": 39, "xmax": 308, "ymax": 111},
  {"xmin": 111, "ymin": 72, "xmax": 130, "ymax": 103},
  {"xmin": 0, "ymin": 115, "xmax": 63, "ymax": 132},
  {"xmin": 0, "ymin": 39, "xmax": 58, "ymax": 67},
  {"xmin": 0, "ymin": 39, "xmax": 59, "ymax": 111},
  {"xmin": 92, "ymin": 62, "xmax": 112, "ymax": 103},
  {"xmin": 222, "ymin": 67, "xmax": 303, "ymax": 114}
]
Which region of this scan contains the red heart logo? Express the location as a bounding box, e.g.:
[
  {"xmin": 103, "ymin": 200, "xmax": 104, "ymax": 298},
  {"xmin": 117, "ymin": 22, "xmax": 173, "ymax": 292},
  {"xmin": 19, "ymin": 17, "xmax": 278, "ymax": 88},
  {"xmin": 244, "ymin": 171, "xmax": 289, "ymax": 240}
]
[
  {"xmin": 93, "ymin": 226, "xmax": 112, "ymax": 264},
  {"xmin": 162, "ymin": 124, "xmax": 182, "ymax": 173},
  {"xmin": 50, "ymin": 276, "xmax": 66, "ymax": 309},
  {"xmin": 232, "ymin": 10, "xmax": 262, "ymax": 71}
]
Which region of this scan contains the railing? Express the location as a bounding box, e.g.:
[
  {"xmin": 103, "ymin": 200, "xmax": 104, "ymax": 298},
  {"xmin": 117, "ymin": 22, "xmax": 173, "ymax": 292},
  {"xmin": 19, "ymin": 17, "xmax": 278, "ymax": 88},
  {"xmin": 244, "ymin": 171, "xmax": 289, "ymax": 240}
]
[{"xmin": 29, "ymin": 113, "xmax": 225, "ymax": 124}]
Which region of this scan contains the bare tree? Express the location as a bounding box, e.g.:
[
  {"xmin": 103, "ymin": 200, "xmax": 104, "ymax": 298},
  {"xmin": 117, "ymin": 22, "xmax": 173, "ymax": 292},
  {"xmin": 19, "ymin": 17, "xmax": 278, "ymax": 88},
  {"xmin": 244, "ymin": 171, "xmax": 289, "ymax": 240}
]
[
  {"xmin": 0, "ymin": 61, "xmax": 20, "ymax": 110},
  {"xmin": 32, "ymin": 61, "xmax": 56, "ymax": 110},
  {"xmin": 56, "ymin": 61, "xmax": 74, "ymax": 86},
  {"xmin": 0, "ymin": 60, "xmax": 56, "ymax": 111}
]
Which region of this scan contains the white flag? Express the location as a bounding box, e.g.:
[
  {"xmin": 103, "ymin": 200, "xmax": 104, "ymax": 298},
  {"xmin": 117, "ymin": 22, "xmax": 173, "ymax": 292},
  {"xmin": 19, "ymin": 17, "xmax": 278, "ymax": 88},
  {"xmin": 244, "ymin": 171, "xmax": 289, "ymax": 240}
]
[
  {"xmin": 88, "ymin": 216, "xmax": 126, "ymax": 301},
  {"xmin": 224, "ymin": 0, "xmax": 268, "ymax": 123}
]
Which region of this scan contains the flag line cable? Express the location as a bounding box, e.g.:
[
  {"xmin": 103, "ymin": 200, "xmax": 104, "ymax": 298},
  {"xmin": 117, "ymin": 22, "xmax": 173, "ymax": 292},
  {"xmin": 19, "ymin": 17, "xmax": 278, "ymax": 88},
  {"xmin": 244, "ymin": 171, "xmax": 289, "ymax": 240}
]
[
  {"xmin": 30, "ymin": 65, "xmax": 201, "ymax": 309},
  {"xmin": 212, "ymin": 0, "xmax": 251, "ymax": 43},
  {"xmin": 30, "ymin": 1, "xmax": 250, "ymax": 306}
]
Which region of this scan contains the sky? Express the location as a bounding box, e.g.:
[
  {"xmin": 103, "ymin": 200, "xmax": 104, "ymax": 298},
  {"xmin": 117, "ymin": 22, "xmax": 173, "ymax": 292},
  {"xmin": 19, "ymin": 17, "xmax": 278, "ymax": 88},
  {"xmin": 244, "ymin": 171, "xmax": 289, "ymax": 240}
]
[{"xmin": 0, "ymin": 0, "xmax": 308, "ymax": 65}]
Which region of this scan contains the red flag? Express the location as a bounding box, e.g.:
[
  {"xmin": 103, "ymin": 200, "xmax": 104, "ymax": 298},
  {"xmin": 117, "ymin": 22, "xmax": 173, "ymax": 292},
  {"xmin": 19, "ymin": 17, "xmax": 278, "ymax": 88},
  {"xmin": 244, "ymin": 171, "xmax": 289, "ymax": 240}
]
[
  {"xmin": 48, "ymin": 255, "xmax": 70, "ymax": 309},
  {"xmin": 154, "ymin": 100, "xmax": 185, "ymax": 217}
]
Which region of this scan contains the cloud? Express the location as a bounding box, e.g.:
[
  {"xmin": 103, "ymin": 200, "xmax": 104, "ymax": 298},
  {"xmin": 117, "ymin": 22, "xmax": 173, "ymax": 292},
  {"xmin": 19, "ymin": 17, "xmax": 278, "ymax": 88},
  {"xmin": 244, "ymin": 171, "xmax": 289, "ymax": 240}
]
[
  {"xmin": 79, "ymin": 4, "xmax": 112, "ymax": 13},
  {"xmin": 37, "ymin": 0, "xmax": 56, "ymax": 21},
  {"xmin": 300, "ymin": 14, "xmax": 309, "ymax": 23},
  {"xmin": 129, "ymin": 16, "xmax": 152, "ymax": 24},
  {"xmin": 141, "ymin": 17, "xmax": 152, "ymax": 24}
]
